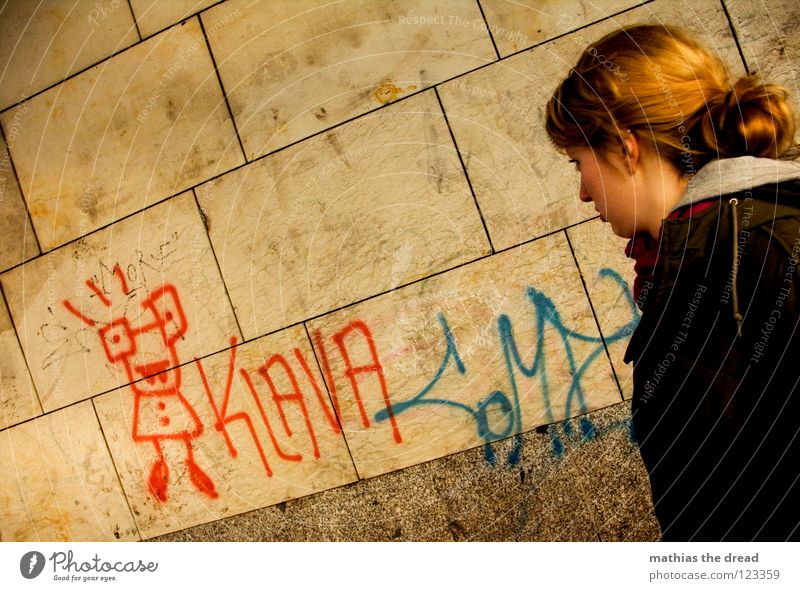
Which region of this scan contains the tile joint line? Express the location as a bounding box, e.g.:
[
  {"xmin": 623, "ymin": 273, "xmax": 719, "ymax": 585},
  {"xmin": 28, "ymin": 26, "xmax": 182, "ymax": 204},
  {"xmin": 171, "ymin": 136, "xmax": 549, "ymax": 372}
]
[
  {"xmin": 191, "ymin": 188, "xmax": 245, "ymax": 342},
  {"xmin": 302, "ymin": 322, "xmax": 362, "ymax": 481},
  {"xmin": 197, "ymin": 15, "xmax": 249, "ymax": 164},
  {"xmin": 563, "ymin": 229, "xmax": 625, "ymax": 402},
  {"xmin": 0, "ymin": 123, "xmax": 43, "ymax": 255},
  {"xmin": 433, "ymin": 86, "xmax": 496, "ymax": 255},
  {"xmin": 91, "ymin": 399, "xmax": 144, "ymax": 541},
  {"xmin": 475, "ymin": 0, "xmax": 501, "ymax": 61},
  {"xmin": 124, "ymin": 0, "xmax": 143, "ymax": 41},
  {"xmin": 0, "ymin": 280, "xmax": 45, "ymax": 417}
]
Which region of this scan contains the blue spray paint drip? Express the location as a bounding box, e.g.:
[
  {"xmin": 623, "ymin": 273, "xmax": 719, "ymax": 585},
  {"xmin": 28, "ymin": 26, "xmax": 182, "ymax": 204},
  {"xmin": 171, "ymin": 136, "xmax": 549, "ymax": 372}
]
[
  {"xmin": 507, "ymin": 434, "xmax": 523, "ymax": 466},
  {"xmin": 548, "ymin": 416, "xmax": 636, "ymax": 459},
  {"xmin": 628, "ymin": 418, "xmax": 637, "ymax": 444},
  {"xmin": 375, "ymin": 268, "xmax": 640, "ymax": 466}
]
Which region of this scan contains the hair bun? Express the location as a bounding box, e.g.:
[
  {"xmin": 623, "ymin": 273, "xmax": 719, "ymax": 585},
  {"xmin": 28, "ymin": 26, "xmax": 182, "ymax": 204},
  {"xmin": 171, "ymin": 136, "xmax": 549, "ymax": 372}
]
[{"xmin": 700, "ymin": 75, "xmax": 796, "ymax": 159}]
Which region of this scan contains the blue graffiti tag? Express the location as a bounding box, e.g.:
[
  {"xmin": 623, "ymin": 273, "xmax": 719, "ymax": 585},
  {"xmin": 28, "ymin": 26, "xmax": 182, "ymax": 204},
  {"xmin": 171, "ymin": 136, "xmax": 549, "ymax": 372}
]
[{"xmin": 375, "ymin": 268, "xmax": 640, "ymax": 465}]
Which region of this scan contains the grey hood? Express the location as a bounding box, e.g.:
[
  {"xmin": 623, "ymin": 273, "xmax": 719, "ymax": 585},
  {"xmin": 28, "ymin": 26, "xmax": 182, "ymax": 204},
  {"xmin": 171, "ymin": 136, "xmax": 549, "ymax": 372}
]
[{"xmin": 673, "ymin": 155, "xmax": 800, "ymax": 211}]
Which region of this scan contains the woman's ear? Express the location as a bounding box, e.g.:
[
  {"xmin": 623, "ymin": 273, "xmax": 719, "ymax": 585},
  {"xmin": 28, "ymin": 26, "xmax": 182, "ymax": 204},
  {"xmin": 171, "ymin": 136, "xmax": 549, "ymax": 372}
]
[{"xmin": 621, "ymin": 130, "xmax": 640, "ymax": 175}]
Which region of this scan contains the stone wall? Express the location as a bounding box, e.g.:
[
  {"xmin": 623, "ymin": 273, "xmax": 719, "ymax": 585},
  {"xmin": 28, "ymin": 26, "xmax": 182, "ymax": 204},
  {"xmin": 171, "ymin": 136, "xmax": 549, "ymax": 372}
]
[{"xmin": 0, "ymin": 0, "xmax": 797, "ymax": 541}]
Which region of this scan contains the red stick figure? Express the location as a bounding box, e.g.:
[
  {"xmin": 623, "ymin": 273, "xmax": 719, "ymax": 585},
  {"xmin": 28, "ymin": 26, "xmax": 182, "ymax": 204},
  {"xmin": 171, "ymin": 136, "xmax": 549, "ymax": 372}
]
[{"xmin": 63, "ymin": 265, "xmax": 218, "ymax": 502}]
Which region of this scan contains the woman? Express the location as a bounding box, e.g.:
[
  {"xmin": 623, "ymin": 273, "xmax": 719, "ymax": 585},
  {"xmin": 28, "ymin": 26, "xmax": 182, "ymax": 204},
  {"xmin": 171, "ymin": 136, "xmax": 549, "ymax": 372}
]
[{"xmin": 545, "ymin": 24, "xmax": 800, "ymax": 541}]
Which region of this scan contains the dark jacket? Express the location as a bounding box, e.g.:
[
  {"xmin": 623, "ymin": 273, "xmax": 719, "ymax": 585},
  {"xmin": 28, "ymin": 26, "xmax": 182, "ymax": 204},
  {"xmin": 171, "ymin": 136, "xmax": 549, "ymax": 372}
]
[{"xmin": 625, "ymin": 157, "xmax": 800, "ymax": 541}]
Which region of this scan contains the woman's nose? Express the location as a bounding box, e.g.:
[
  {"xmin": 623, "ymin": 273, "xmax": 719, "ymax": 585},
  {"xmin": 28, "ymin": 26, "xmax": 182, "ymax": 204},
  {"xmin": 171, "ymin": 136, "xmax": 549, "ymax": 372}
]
[{"xmin": 579, "ymin": 184, "xmax": 592, "ymax": 202}]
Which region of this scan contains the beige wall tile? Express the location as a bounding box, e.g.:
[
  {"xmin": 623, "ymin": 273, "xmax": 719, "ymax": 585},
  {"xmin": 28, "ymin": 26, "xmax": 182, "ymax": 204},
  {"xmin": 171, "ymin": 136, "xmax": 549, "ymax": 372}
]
[
  {"xmin": 130, "ymin": 0, "xmax": 218, "ymax": 38},
  {"xmin": 1, "ymin": 17, "xmax": 244, "ymax": 250},
  {"xmin": 94, "ymin": 325, "xmax": 356, "ymax": 538},
  {"xmin": 198, "ymin": 90, "xmax": 491, "ymax": 340},
  {"xmin": 0, "ymin": 298, "xmax": 41, "ymax": 430},
  {"xmin": 0, "ymin": 134, "xmax": 39, "ymax": 271},
  {"xmin": 0, "ymin": 0, "xmax": 139, "ymax": 110},
  {"xmin": 480, "ymin": 0, "xmax": 642, "ymax": 57},
  {"xmin": 202, "ymin": 0, "xmax": 496, "ymax": 159},
  {"xmin": 724, "ymin": 0, "xmax": 800, "ymax": 143},
  {"xmin": 438, "ymin": 0, "xmax": 745, "ymax": 252},
  {"xmin": 567, "ymin": 220, "xmax": 638, "ymax": 399},
  {"xmin": 724, "ymin": 0, "xmax": 800, "ymax": 85},
  {"xmin": 307, "ymin": 232, "xmax": 621, "ymax": 479},
  {"xmin": 1, "ymin": 192, "xmax": 239, "ymax": 413},
  {"xmin": 0, "ymin": 401, "xmax": 138, "ymax": 541}
]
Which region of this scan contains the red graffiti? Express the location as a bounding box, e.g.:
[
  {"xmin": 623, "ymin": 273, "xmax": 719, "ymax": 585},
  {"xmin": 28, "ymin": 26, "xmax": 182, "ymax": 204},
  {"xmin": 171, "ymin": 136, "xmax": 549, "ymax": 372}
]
[
  {"xmin": 63, "ymin": 264, "xmax": 404, "ymax": 497},
  {"xmin": 329, "ymin": 321, "xmax": 402, "ymax": 444},
  {"xmin": 196, "ymin": 339, "xmax": 342, "ymax": 477},
  {"xmin": 195, "ymin": 321, "xmax": 403, "ymax": 480},
  {"xmin": 63, "ymin": 265, "xmax": 218, "ymax": 502}
]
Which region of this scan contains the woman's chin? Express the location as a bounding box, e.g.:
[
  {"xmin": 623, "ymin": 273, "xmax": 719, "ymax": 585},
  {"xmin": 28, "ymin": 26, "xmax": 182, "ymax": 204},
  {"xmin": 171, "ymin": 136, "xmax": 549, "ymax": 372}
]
[{"xmin": 608, "ymin": 220, "xmax": 634, "ymax": 239}]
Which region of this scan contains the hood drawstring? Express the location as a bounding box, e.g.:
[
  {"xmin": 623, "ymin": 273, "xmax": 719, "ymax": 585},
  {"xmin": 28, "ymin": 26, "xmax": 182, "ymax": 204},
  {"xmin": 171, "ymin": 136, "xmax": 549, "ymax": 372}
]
[{"xmin": 729, "ymin": 197, "xmax": 744, "ymax": 337}]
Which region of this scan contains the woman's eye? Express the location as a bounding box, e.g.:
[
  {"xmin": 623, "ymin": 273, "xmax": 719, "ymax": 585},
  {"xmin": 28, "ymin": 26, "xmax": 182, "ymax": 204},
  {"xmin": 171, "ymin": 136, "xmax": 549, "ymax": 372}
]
[{"xmin": 568, "ymin": 159, "xmax": 580, "ymax": 170}]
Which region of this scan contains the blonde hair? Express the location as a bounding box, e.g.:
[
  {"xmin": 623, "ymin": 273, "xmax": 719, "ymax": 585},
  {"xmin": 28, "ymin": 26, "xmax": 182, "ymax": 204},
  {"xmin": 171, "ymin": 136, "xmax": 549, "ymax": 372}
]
[{"xmin": 545, "ymin": 24, "xmax": 797, "ymax": 175}]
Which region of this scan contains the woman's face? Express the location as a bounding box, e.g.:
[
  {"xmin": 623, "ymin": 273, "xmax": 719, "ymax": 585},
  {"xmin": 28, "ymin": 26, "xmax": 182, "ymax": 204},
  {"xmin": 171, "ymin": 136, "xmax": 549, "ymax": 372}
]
[{"xmin": 565, "ymin": 145, "xmax": 638, "ymax": 238}]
